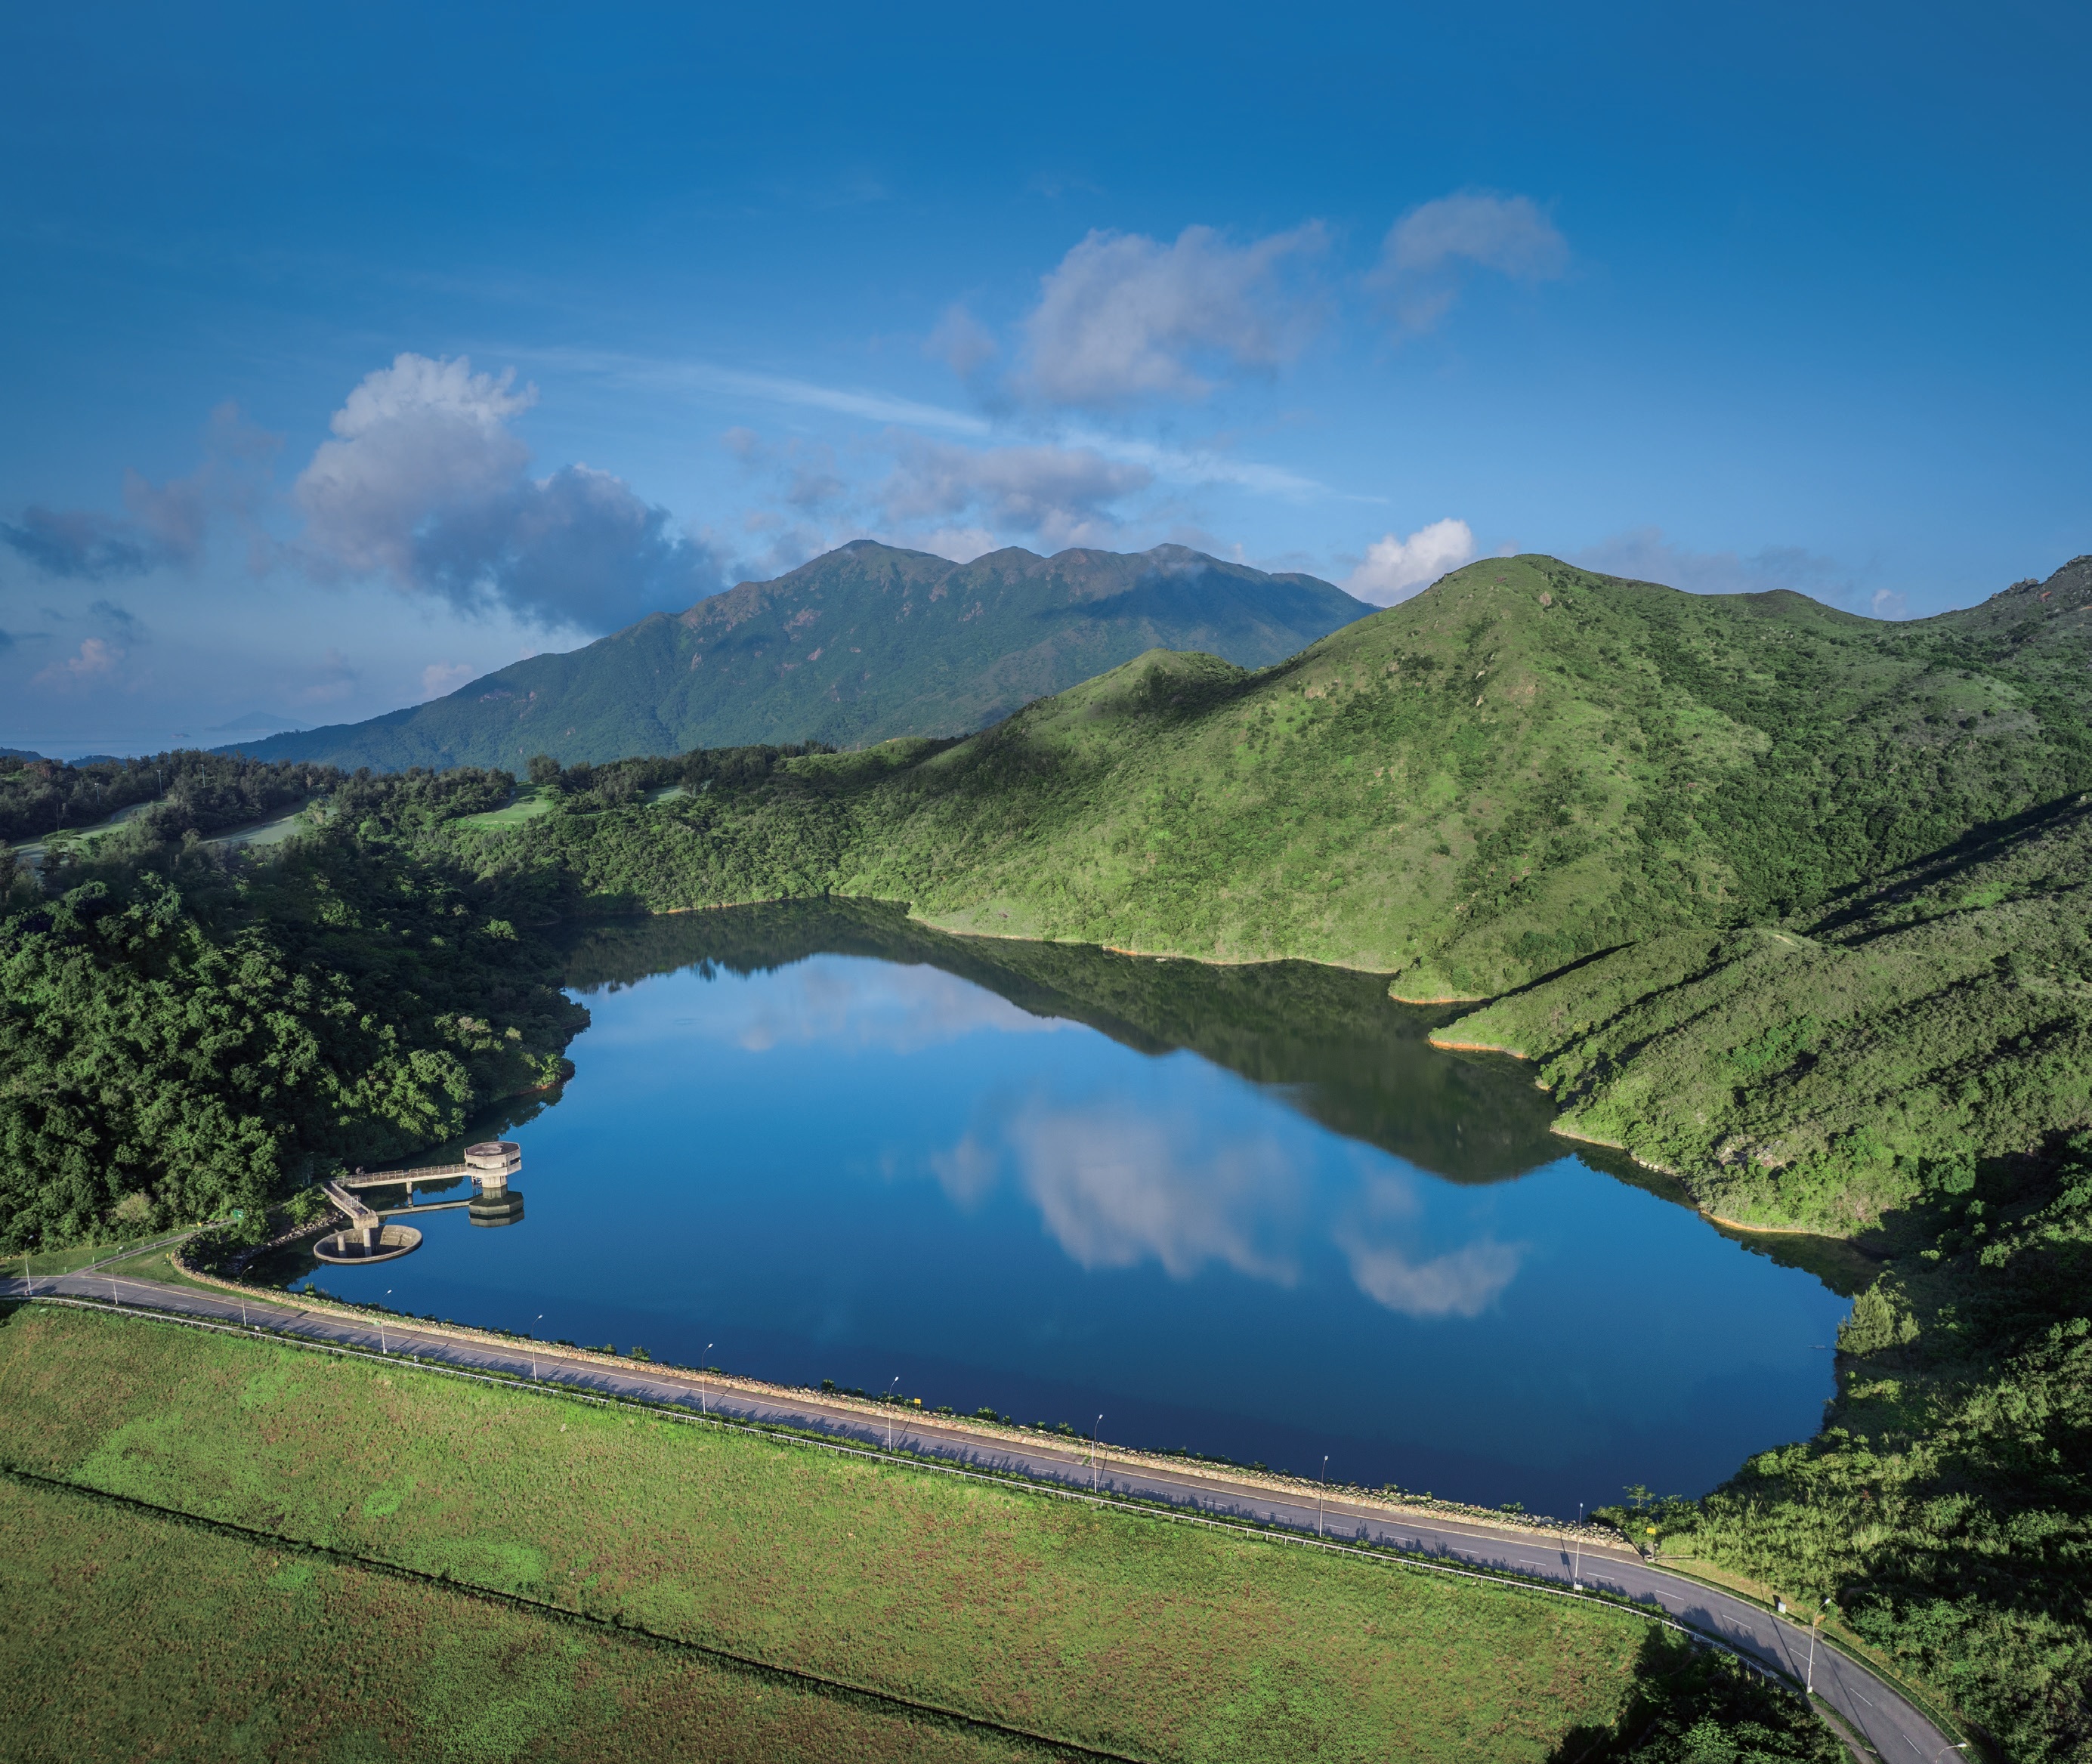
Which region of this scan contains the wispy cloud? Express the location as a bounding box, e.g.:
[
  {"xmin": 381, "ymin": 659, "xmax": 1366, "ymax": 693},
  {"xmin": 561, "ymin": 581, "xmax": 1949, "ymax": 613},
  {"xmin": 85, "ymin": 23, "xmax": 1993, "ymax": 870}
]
[
  {"xmin": 1021, "ymin": 223, "xmax": 1327, "ymax": 407},
  {"xmin": 1574, "ymin": 527, "xmax": 1885, "ymax": 613},
  {"xmin": 879, "ymin": 439, "xmax": 1153, "ymax": 551},
  {"xmin": 0, "ymin": 402, "xmax": 280, "ymax": 582},
  {"xmin": 1371, "ymin": 192, "xmax": 1568, "ymax": 332},
  {"xmin": 526, "ymin": 345, "xmax": 993, "ymax": 437}
]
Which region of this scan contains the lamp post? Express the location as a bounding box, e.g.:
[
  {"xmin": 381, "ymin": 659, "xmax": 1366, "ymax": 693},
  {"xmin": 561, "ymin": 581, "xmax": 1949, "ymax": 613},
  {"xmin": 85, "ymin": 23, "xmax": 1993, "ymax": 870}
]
[
  {"xmin": 702, "ymin": 1343, "xmax": 713, "ymax": 1415},
  {"xmin": 1318, "ymin": 1455, "xmax": 1330, "ymax": 1537},
  {"xmin": 1572, "ymin": 1501, "xmax": 1584, "ymax": 1591},
  {"xmin": 1805, "ymin": 1617, "xmax": 1818, "ymax": 1696},
  {"xmin": 886, "ymin": 1376, "xmax": 901, "ymax": 1450},
  {"xmin": 1092, "ymin": 1414, "xmax": 1103, "ymax": 1493}
]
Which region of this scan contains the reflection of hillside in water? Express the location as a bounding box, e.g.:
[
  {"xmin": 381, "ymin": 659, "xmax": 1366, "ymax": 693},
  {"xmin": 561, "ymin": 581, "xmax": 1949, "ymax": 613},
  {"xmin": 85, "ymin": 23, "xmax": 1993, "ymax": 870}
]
[{"xmin": 561, "ymin": 901, "xmax": 1561, "ymax": 1187}]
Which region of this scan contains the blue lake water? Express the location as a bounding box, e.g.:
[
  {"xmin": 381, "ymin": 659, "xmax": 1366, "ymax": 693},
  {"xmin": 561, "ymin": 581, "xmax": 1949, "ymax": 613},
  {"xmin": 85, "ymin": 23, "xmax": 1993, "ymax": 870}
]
[{"xmin": 294, "ymin": 905, "xmax": 1852, "ymax": 1515}]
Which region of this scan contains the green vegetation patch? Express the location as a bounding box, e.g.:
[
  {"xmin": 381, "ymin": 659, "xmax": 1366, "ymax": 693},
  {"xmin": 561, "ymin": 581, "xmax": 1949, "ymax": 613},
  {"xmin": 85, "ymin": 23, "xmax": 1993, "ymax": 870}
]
[
  {"xmin": 0, "ymin": 774, "xmax": 586, "ymax": 1250},
  {"xmin": 0, "ymin": 1304, "xmax": 1673, "ymax": 1763},
  {"xmin": 444, "ymin": 556, "xmax": 2092, "ymax": 1001},
  {"xmin": 0, "ymin": 1475, "xmax": 1027, "ymax": 1764},
  {"xmin": 1445, "ymin": 793, "xmax": 2092, "ymax": 1231}
]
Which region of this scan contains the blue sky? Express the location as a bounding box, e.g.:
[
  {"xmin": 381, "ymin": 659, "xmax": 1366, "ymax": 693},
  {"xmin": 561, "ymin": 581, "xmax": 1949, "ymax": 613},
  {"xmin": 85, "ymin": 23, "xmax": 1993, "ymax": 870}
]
[{"xmin": 2, "ymin": 0, "xmax": 2087, "ymax": 755}]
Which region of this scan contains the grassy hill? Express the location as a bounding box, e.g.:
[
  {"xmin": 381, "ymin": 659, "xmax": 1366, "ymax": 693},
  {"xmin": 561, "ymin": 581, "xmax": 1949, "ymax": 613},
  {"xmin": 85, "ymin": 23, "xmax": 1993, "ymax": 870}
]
[
  {"xmin": 1442, "ymin": 790, "xmax": 2092, "ymax": 1231},
  {"xmin": 227, "ymin": 541, "xmax": 1371, "ymax": 773},
  {"xmin": 454, "ymin": 551, "xmax": 2092, "ymax": 1002}
]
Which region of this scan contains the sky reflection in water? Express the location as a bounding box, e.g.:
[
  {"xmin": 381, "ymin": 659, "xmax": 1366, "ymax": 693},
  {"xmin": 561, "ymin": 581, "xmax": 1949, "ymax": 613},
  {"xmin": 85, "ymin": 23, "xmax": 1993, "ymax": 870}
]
[{"xmin": 298, "ymin": 918, "xmax": 1850, "ymax": 1515}]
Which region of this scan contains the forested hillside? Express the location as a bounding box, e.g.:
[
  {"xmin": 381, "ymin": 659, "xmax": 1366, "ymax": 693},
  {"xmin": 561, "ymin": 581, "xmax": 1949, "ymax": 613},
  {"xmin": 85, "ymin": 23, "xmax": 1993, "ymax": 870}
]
[
  {"xmin": 443, "ymin": 552, "xmax": 2092, "ymax": 1000},
  {"xmin": 226, "ymin": 540, "xmax": 1371, "ymax": 772},
  {"xmin": 0, "ymin": 782, "xmax": 586, "ymax": 1249},
  {"xmin": 0, "ymin": 750, "xmax": 335, "ymax": 845}
]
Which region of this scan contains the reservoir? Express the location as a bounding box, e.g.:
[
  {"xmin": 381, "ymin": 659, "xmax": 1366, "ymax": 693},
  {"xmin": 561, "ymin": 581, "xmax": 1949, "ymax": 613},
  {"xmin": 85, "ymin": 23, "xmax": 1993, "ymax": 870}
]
[{"xmin": 293, "ymin": 902, "xmax": 1853, "ymax": 1515}]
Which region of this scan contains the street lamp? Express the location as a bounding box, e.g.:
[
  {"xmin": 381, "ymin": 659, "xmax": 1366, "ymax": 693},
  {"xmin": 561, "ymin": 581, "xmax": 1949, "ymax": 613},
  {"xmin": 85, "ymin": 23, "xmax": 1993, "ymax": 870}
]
[
  {"xmin": 1318, "ymin": 1455, "xmax": 1330, "ymax": 1537},
  {"xmin": 1805, "ymin": 1617, "xmax": 1818, "ymax": 1696},
  {"xmin": 1572, "ymin": 1501, "xmax": 1584, "ymax": 1591},
  {"xmin": 702, "ymin": 1343, "xmax": 713, "ymax": 1415},
  {"xmin": 887, "ymin": 1376, "xmax": 901, "ymax": 1450},
  {"xmin": 1092, "ymin": 1414, "xmax": 1104, "ymax": 1493}
]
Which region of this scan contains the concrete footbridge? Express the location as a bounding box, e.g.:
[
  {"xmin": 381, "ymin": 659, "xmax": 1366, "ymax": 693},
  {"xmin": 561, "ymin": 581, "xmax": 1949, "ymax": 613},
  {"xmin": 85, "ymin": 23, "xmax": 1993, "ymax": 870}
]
[{"xmin": 313, "ymin": 1141, "xmax": 522, "ymax": 1263}]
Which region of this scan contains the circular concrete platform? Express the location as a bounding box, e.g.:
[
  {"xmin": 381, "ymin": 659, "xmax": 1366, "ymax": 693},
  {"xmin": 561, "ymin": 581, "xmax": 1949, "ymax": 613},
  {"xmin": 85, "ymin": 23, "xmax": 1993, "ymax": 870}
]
[{"xmin": 313, "ymin": 1223, "xmax": 423, "ymax": 1264}]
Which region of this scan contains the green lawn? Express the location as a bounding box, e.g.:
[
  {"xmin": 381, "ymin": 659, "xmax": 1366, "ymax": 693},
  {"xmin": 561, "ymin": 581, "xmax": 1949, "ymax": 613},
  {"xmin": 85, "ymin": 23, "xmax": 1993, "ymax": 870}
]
[
  {"xmin": 0, "ymin": 1304, "xmax": 1657, "ymax": 1762},
  {"xmin": 0, "ymin": 1475, "xmax": 1025, "ymax": 1764},
  {"xmin": 453, "ymin": 786, "xmax": 558, "ymax": 832}
]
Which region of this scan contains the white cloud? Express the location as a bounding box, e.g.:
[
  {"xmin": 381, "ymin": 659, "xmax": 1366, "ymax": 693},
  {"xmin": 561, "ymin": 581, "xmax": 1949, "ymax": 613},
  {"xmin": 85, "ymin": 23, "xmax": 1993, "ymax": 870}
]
[
  {"xmin": 927, "ymin": 303, "xmax": 999, "ymax": 380},
  {"xmin": 1345, "ymin": 518, "xmax": 1476, "ymax": 605},
  {"xmin": 32, "ymin": 636, "xmax": 121, "ymax": 685},
  {"xmin": 879, "ymin": 440, "xmax": 1153, "ymax": 551},
  {"xmin": 1373, "ymin": 193, "xmax": 1568, "ymax": 332},
  {"xmin": 293, "ymin": 353, "xmax": 726, "ymax": 632},
  {"xmin": 1023, "ymin": 223, "xmax": 1326, "ymax": 406},
  {"xmin": 420, "ymin": 661, "xmax": 474, "ymax": 700},
  {"xmin": 920, "ymin": 525, "xmax": 1000, "ymax": 564}
]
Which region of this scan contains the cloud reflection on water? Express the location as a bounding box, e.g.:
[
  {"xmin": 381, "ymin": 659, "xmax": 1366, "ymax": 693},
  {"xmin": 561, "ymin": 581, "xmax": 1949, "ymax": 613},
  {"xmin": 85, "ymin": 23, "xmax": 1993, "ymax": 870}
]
[
  {"xmin": 641, "ymin": 957, "xmax": 1067, "ymax": 1055},
  {"xmin": 929, "ymin": 1102, "xmax": 1525, "ymax": 1318},
  {"xmin": 1008, "ymin": 1103, "xmax": 1302, "ymax": 1284}
]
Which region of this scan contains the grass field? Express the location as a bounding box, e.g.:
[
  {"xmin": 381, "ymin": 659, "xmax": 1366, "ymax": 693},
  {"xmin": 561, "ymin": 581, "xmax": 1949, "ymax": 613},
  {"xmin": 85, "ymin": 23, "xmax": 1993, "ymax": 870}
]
[
  {"xmin": 453, "ymin": 786, "xmax": 557, "ymax": 833},
  {"xmin": 0, "ymin": 1476, "xmax": 1031, "ymax": 1764},
  {"xmin": 0, "ymin": 1303, "xmax": 1661, "ymax": 1762}
]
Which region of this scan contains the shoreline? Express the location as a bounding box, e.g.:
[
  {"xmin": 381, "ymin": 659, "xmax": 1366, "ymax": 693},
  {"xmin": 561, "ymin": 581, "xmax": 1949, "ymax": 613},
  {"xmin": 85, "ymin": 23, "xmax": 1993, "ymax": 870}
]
[{"xmin": 163, "ymin": 1239, "xmax": 1627, "ymax": 1553}]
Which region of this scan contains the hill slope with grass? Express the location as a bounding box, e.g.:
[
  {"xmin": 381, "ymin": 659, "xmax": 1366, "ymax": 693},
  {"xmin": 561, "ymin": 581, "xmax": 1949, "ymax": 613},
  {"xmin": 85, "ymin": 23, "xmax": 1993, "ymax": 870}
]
[
  {"xmin": 227, "ymin": 540, "xmax": 1372, "ymax": 772},
  {"xmin": 1442, "ymin": 791, "xmax": 2092, "ymax": 1231},
  {"xmin": 455, "ymin": 551, "xmax": 2092, "ymax": 1002}
]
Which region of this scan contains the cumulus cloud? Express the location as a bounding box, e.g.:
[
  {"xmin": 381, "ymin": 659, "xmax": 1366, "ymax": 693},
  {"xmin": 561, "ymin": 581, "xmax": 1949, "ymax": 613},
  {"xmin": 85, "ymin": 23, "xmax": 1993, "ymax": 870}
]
[
  {"xmin": 880, "ymin": 439, "xmax": 1152, "ymax": 551},
  {"xmin": 1573, "ymin": 527, "xmax": 1880, "ymax": 610},
  {"xmin": 0, "ymin": 402, "xmax": 279, "ymax": 582},
  {"xmin": 32, "ymin": 636, "xmax": 122, "ymax": 686},
  {"xmin": 1023, "ymin": 223, "xmax": 1326, "ymax": 406},
  {"xmin": 1373, "ymin": 192, "xmax": 1568, "ymax": 332},
  {"xmin": 1345, "ymin": 518, "xmax": 1476, "ymax": 605},
  {"xmin": 294, "ymin": 353, "xmax": 725, "ymax": 632}
]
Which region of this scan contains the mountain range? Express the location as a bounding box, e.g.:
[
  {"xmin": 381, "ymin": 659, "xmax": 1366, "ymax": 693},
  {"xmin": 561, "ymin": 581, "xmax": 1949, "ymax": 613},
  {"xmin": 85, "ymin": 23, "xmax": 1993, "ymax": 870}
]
[{"xmin": 227, "ymin": 541, "xmax": 1371, "ymax": 772}]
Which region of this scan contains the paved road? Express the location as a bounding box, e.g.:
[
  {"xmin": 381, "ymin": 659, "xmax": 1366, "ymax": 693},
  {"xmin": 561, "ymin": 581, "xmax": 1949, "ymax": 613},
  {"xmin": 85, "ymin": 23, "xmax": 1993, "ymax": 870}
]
[{"xmin": 5, "ymin": 1266, "xmax": 1956, "ymax": 1762}]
